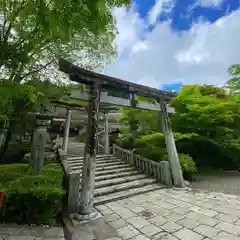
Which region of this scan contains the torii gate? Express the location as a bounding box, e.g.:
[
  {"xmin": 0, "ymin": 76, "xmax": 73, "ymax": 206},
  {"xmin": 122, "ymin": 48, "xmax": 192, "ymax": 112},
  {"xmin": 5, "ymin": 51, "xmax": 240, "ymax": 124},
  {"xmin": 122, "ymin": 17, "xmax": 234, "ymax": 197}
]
[{"xmin": 58, "ymin": 59, "xmax": 184, "ymax": 220}]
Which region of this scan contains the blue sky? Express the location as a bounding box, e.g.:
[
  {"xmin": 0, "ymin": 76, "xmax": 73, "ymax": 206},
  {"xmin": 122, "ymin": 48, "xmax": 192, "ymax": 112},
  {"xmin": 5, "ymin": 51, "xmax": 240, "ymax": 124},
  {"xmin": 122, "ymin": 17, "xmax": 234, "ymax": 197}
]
[
  {"xmin": 135, "ymin": 0, "xmax": 239, "ymax": 30},
  {"xmin": 105, "ymin": 0, "xmax": 240, "ymax": 91}
]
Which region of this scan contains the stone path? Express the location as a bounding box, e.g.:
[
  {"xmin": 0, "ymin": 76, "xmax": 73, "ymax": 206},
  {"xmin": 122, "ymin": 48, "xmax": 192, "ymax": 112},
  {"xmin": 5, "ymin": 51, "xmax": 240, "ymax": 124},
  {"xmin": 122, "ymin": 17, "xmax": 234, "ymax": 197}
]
[
  {"xmin": 95, "ymin": 188, "xmax": 240, "ymax": 240},
  {"xmin": 0, "ymin": 224, "xmax": 65, "ymax": 239}
]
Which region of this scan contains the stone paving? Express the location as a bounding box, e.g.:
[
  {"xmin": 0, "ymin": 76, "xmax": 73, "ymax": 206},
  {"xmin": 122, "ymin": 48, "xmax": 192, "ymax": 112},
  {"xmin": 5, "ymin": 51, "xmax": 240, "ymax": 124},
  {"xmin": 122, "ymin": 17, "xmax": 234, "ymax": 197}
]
[
  {"xmin": 95, "ymin": 188, "xmax": 240, "ymax": 240},
  {"xmin": 0, "ymin": 225, "xmax": 65, "ymax": 239}
]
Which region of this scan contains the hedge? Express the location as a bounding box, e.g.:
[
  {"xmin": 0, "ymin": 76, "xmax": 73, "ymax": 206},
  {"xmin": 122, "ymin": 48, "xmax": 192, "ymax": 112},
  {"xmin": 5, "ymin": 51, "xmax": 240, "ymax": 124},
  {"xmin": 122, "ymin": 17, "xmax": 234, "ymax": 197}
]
[
  {"xmin": 117, "ymin": 132, "xmax": 198, "ymax": 174},
  {"xmin": 0, "ymin": 163, "xmax": 66, "ymax": 224}
]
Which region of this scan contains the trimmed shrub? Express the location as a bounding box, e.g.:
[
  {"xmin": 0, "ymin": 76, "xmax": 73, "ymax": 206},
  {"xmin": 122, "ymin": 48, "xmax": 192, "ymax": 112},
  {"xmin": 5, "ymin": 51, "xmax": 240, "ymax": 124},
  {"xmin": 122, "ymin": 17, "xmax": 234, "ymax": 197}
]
[
  {"xmin": 0, "ymin": 163, "xmax": 29, "ymax": 187},
  {"xmin": 0, "ymin": 163, "xmax": 66, "ymax": 224},
  {"xmin": 135, "ymin": 133, "xmax": 165, "ymax": 149},
  {"xmin": 136, "ymin": 146, "xmax": 167, "ymax": 162},
  {"xmin": 1, "ymin": 184, "xmax": 65, "ymax": 224},
  {"xmin": 178, "ymin": 153, "xmax": 197, "ymax": 173},
  {"xmin": 116, "ymin": 133, "xmax": 135, "ymax": 150}
]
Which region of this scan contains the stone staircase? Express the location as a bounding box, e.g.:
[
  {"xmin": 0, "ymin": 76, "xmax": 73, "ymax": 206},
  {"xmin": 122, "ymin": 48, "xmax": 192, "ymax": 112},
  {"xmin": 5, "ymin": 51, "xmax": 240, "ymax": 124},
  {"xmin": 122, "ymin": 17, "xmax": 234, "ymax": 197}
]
[
  {"xmin": 66, "ymin": 150, "xmax": 165, "ymax": 206},
  {"xmin": 67, "ymin": 141, "xmax": 85, "ymax": 157}
]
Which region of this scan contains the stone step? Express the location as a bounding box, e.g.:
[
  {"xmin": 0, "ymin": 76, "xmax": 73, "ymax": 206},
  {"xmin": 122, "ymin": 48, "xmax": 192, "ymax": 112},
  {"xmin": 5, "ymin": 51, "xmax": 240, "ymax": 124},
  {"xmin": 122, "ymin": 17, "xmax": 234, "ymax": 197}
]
[
  {"xmin": 69, "ymin": 163, "xmax": 130, "ymax": 172},
  {"xmin": 95, "ymin": 170, "xmax": 142, "ymax": 182},
  {"xmin": 95, "ymin": 174, "xmax": 148, "ymax": 189},
  {"xmin": 94, "ymin": 183, "xmax": 165, "ymax": 205},
  {"xmin": 95, "ymin": 166, "xmax": 135, "ymax": 177},
  {"xmin": 94, "ymin": 178, "xmax": 157, "ymax": 197},
  {"xmin": 70, "ymin": 167, "xmax": 138, "ymax": 176},
  {"xmin": 67, "ymin": 157, "xmax": 121, "ymax": 165},
  {"xmin": 67, "ymin": 155, "xmax": 118, "ymax": 161},
  {"xmin": 67, "ymin": 155, "xmax": 119, "ymax": 161},
  {"xmin": 67, "ymin": 160, "xmax": 123, "ymax": 167},
  {"xmin": 68, "ymin": 161, "xmax": 127, "ymax": 169}
]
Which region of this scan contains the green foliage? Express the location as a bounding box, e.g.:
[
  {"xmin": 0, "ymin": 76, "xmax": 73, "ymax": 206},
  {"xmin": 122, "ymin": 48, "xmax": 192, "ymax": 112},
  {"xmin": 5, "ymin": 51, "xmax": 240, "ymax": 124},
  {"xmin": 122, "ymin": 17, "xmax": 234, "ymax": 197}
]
[
  {"xmin": 0, "ymin": 163, "xmax": 29, "ymax": 186},
  {"xmin": 120, "ymin": 108, "xmax": 161, "ymax": 137},
  {"xmin": 178, "ymin": 154, "xmax": 197, "ymax": 173},
  {"xmin": 117, "ymin": 132, "xmax": 197, "ymax": 173},
  {"xmin": 116, "ymin": 133, "xmax": 135, "ymax": 150},
  {"xmin": 0, "ymin": 163, "xmax": 65, "ymax": 224},
  {"xmin": 135, "ymin": 132, "xmax": 165, "ymax": 148},
  {"xmin": 136, "ymin": 146, "xmax": 167, "ymax": 162},
  {"xmin": 0, "ymin": 81, "xmax": 41, "ymax": 120},
  {"xmin": 171, "ymin": 84, "xmax": 240, "ymax": 169},
  {"xmin": 118, "ymin": 82, "xmax": 240, "ymax": 171},
  {"xmin": 0, "ymin": 0, "xmax": 131, "ymax": 82},
  {"xmin": 227, "ymin": 64, "xmax": 240, "ymax": 93}
]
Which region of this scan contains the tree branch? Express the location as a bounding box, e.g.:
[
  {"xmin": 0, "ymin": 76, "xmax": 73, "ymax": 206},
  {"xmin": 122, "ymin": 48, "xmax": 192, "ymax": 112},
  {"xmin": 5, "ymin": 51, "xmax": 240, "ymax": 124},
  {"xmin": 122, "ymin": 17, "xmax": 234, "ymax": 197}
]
[
  {"xmin": 3, "ymin": 0, "xmax": 27, "ymax": 44},
  {"xmin": 20, "ymin": 60, "xmax": 55, "ymax": 81}
]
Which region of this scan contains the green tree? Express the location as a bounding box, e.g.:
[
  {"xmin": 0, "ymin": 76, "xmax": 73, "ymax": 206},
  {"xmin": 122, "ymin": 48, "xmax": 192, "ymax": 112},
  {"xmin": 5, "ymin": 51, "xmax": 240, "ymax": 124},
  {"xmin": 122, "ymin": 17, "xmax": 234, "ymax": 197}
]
[
  {"xmin": 118, "ymin": 84, "xmax": 240, "ymax": 170},
  {"xmin": 0, "ymin": 79, "xmax": 76, "ymax": 161},
  {"xmin": 0, "ymin": 0, "xmax": 130, "ymax": 82},
  {"xmin": 171, "ymin": 84, "xmax": 240, "ymax": 168},
  {"xmin": 0, "ymin": 0, "xmax": 131, "ymax": 160},
  {"xmin": 227, "ymin": 64, "xmax": 240, "ymax": 93}
]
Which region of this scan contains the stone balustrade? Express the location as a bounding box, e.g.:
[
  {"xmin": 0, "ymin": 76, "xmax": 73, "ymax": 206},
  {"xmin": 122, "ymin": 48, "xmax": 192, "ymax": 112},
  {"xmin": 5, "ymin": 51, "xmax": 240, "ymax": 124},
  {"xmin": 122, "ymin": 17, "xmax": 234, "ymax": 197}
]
[
  {"xmin": 97, "ymin": 143, "xmax": 105, "ymax": 154},
  {"xmin": 112, "ymin": 144, "xmax": 173, "ymax": 186},
  {"xmin": 58, "ymin": 148, "xmax": 80, "ymax": 213}
]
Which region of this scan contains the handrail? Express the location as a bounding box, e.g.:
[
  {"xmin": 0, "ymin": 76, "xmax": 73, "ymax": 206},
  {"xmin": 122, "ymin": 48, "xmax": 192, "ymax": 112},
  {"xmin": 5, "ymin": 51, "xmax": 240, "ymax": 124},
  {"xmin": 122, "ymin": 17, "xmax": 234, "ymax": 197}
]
[{"xmin": 112, "ymin": 144, "xmax": 172, "ymax": 186}]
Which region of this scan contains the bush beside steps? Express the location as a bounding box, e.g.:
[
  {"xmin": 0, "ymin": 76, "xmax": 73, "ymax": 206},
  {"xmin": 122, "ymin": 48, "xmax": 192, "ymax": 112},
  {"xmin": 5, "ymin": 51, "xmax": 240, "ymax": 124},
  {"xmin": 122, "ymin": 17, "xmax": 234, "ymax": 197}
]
[{"xmin": 0, "ymin": 162, "xmax": 66, "ymax": 225}]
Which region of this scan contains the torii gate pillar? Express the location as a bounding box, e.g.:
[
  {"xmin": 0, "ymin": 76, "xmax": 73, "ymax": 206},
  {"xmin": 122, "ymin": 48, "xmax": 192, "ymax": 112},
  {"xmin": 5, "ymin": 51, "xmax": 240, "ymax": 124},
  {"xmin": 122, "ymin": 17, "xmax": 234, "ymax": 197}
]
[
  {"xmin": 62, "ymin": 109, "xmax": 72, "ymax": 152},
  {"xmin": 104, "ymin": 113, "xmax": 109, "ymax": 154},
  {"xmin": 159, "ymin": 99, "xmax": 184, "ymax": 188}
]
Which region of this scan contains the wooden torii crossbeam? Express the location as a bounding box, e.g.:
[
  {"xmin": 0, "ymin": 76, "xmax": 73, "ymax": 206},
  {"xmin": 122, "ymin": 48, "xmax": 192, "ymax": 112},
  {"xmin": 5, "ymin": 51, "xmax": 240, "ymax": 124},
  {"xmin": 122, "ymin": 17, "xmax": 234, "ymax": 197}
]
[
  {"xmin": 59, "ymin": 59, "xmax": 176, "ymax": 113},
  {"xmin": 59, "ymin": 59, "xmax": 177, "ymax": 100}
]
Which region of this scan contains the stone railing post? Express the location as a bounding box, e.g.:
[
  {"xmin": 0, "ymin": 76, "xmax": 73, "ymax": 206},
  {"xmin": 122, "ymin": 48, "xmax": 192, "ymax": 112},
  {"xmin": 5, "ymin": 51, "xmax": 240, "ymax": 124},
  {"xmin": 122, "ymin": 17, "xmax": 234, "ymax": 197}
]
[
  {"xmin": 104, "ymin": 113, "xmax": 109, "ymax": 154},
  {"xmin": 96, "ymin": 137, "xmax": 99, "ymax": 154},
  {"xmin": 130, "ymin": 149, "xmax": 136, "ymax": 166},
  {"xmin": 112, "ymin": 144, "xmax": 116, "ymax": 155},
  {"xmin": 68, "ymin": 172, "xmax": 81, "ymax": 213},
  {"xmin": 62, "ymin": 109, "xmax": 72, "ymax": 152},
  {"xmin": 159, "ymin": 161, "xmax": 173, "ymax": 186}
]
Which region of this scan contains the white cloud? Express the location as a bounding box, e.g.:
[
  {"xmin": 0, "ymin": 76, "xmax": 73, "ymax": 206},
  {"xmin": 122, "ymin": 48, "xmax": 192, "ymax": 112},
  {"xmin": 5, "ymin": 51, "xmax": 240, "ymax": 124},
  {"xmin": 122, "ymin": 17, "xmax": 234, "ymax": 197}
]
[
  {"xmin": 104, "ymin": 7, "xmax": 240, "ymax": 89},
  {"xmin": 198, "ymin": 0, "xmax": 224, "ymax": 7},
  {"xmin": 111, "ymin": 7, "xmax": 147, "ymax": 59},
  {"xmin": 148, "ymin": 0, "xmax": 175, "ymax": 26}
]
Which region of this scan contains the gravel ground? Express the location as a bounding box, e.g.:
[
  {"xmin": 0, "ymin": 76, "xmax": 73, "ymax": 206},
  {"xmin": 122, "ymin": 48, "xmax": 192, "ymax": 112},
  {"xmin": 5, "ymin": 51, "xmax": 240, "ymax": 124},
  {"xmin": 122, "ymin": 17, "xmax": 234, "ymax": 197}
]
[{"xmin": 190, "ymin": 170, "xmax": 240, "ymax": 196}]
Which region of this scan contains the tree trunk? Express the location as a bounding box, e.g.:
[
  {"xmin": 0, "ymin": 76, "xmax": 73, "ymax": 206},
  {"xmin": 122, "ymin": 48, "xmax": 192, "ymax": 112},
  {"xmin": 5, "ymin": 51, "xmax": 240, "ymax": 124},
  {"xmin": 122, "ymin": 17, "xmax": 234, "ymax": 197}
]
[{"xmin": 78, "ymin": 83, "xmax": 100, "ymax": 214}]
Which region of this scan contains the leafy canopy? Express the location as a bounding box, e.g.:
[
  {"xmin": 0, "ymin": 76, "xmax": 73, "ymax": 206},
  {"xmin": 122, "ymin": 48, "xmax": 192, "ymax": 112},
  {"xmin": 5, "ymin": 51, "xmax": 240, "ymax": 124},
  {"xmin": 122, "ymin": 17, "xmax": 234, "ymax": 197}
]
[{"xmin": 0, "ymin": 0, "xmax": 130, "ymax": 81}]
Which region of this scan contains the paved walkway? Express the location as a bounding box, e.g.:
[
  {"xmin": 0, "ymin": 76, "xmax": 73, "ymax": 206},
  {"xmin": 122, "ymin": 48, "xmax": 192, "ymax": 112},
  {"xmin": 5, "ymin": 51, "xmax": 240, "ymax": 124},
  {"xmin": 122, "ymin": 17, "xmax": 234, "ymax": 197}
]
[
  {"xmin": 96, "ymin": 188, "xmax": 240, "ymax": 240},
  {"xmin": 0, "ymin": 224, "xmax": 65, "ymax": 239}
]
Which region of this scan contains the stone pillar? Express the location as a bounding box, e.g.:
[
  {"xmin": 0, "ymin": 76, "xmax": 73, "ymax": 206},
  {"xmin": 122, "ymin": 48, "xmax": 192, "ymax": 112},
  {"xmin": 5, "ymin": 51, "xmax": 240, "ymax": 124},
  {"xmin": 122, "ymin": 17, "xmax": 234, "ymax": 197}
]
[
  {"xmin": 130, "ymin": 93, "xmax": 137, "ymax": 141},
  {"xmin": 104, "ymin": 113, "xmax": 109, "ymax": 154},
  {"xmin": 30, "ymin": 120, "xmax": 48, "ymax": 173},
  {"xmin": 159, "ymin": 99, "xmax": 184, "ymax": 188},
  {"xmin": 130, "ymin": 149, "xmax": 136, "ymax": 166},
  {"xmin": 0, "ymin": 120, "xmax": 8, "ymax": 148},
  {"xmin": 112, "ymin": 144, "xmax": 116, "ymax": 155},
  {"xmin": 62, "ymin": 109, "xmax": 72, "ymax": 152},
  {"xmin": 76, "ymin": 83, "xmax": 100, "ymax": 220}
]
